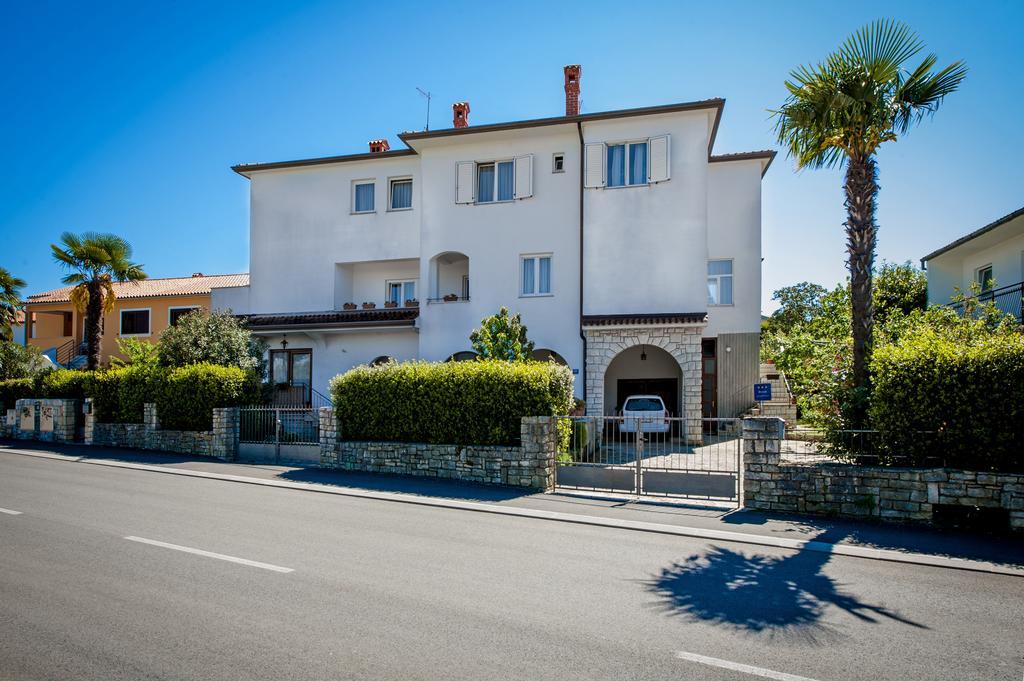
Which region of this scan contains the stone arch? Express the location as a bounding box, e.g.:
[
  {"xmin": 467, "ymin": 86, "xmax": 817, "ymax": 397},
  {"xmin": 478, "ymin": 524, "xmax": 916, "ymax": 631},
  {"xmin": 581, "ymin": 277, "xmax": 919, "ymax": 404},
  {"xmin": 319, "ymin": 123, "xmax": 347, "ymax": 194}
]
[{"xmin": 583, "ymin": 324, "xmax": 704, "ymax": 442}]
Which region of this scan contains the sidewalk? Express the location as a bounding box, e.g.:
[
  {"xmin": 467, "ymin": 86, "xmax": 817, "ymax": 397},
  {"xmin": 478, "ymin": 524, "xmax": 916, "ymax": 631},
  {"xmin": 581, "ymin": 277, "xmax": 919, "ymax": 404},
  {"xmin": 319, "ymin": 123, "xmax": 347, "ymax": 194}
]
[{"xmin": 3, "ymin": 439, "xmax": 1023, "ymax": 571}]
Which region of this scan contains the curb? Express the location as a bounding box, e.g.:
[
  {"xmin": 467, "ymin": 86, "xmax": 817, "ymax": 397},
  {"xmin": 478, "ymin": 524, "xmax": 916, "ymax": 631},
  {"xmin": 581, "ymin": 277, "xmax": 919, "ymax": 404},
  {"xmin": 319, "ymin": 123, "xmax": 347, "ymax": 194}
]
[{"xmin": 3, "ymin": 447, "xmax": 1022, "ymax": 578}]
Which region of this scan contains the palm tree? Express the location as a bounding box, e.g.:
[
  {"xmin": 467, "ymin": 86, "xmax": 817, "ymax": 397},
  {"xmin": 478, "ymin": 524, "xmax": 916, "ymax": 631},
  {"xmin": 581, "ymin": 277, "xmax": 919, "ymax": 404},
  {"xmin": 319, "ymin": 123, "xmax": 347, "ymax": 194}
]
[
  {"xmin": 773, "ymin": 19, "xmax": 966, "ymax": 417},
  {"xmin": 51, "ymin": 232, "xmax": 147, "ymax": 370},
  {"xmin": 0, "ymin": 267, "xmax": 27, "ymax": 342}
]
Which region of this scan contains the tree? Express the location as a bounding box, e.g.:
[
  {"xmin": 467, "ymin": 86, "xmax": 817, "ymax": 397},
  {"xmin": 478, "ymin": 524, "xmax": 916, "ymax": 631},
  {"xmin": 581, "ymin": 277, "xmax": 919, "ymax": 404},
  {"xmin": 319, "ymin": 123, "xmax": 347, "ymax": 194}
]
[
  {"xmin": 764, "ymin": 282, "xmax": 827, "ymax": 335},
  {"xmin": 0, "ymin": 267, "xmax": 26, "ymax": 342},
  {"xmin": 773, "ymin": 19, "xmax": 966, "ymax": 418},
  {"xmin": 0, "ymin": 341, "xmax": 48, "ymax": 380},
  {"xmin": 469, "ymin": 307, "xmax": 535, "ymax": 361},
  {"xmin": 874, "ymin": 261, "xmax": 927, "ymax": 324},
  {"xmin": 158, "ymin": 309, "xmax": 266, "ymax": 375},
  {"xmin": 50, "ymin": 232, "xmax": 147, "ymax": 370}
]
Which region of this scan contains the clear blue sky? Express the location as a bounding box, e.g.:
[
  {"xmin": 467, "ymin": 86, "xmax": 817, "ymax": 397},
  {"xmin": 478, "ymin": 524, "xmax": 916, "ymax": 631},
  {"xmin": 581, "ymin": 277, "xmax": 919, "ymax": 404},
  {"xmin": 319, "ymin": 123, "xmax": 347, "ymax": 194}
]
[{"xmin": 2, "ymin": 0, "xmax": 1021, "ymax": 311}]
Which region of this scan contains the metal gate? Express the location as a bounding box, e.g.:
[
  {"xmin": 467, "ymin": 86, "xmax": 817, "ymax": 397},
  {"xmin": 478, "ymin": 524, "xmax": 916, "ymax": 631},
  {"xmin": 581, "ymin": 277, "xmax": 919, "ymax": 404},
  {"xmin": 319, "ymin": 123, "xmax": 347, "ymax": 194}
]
[
  {"xmin": 239, "ymin": 407, "xmax": 320, "ymax": 465},
  {"xmin": 555, "ymin": 416, "xmax": 741, "ymax": 505}
]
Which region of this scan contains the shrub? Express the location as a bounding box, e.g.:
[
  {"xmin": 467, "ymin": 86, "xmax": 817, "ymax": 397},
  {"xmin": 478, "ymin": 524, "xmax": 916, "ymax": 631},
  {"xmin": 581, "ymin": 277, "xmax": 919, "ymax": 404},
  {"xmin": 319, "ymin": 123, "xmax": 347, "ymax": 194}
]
[
  {"xmin": 0, "ymin": 378, "xmax": 33, "ymax": 410},
  {"xmin": 35, "ymin": 369, "xmax": 92, "ymax": 400},
  {"xmin": 0, "ymin": 341, "xmax": 48, "ymax": 380},
  {"xmin": 156, "ymin": 363, "xmax": 260, "ymax": 431},
  {"xmin": 88, "ymin": 365, "xmax": 167, "ymax": 424},
  {"xmin": 470, "ymin": 307, "xmax": 535, "ymax": 361},
  {"xmin": 330, "ymin": 359, "xmax": 574, "ymax": 446},
  {"xmin": 870, "ymin": 326, "xmax": 1024, "ymax": 471},
  {"xmin": 158, "ymin": 310, "xmax": 267, "ymax": 376}
]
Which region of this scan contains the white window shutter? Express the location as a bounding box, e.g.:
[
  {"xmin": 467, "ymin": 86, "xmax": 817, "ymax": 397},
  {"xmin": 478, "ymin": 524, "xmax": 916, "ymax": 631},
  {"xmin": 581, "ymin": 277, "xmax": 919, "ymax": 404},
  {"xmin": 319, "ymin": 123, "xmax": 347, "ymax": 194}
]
[
  {"xmin": 648, "ymin": 135, "xmax": 670, "ymax": 183},
  {"xmin": 514, "ymin": 155, "xmax": 533, "ymax": 199},
  {"xmin": 584, "ymin": 143, "xmax": 605, "ymax": 188},
  {"xmin": 455, "ymin": 161, "xmax": 474, "ymax": 204}
]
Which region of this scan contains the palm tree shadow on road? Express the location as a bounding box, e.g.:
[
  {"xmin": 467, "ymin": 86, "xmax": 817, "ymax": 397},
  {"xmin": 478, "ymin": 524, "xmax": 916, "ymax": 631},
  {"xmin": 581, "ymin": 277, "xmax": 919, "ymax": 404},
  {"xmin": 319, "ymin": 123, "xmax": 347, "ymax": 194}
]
[{"xmin": 641, "ymin": 528, "xmax": 927, "ymax": 644}]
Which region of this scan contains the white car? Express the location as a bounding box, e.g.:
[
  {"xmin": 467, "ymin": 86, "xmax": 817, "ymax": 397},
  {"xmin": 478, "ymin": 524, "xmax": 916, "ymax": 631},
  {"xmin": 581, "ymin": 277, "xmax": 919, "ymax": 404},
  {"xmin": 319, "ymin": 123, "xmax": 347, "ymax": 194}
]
[{"xmin": 618, "ymin": 395, "xmax": 671, "ymax": 433}]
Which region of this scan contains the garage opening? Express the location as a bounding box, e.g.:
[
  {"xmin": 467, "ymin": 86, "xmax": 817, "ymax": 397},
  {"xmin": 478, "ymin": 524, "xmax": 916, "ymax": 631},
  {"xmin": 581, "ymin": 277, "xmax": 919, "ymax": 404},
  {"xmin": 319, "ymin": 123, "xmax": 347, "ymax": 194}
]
[{"xmin": 603, "ymin": 345, "xmax": 682, "ymax": 417}]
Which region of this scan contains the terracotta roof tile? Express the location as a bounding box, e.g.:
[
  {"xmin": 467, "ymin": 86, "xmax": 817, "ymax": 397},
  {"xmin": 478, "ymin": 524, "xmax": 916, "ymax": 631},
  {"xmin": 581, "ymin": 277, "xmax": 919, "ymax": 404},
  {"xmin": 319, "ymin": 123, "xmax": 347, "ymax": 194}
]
[
  {"xmin": 26, "ymin": 273, "xmax": 249, "ymax": 305},
  {"xmin": 582, "ymin": 312, "xmax": 707, "ymax": 327},
  {"xmin": 245, "ymin": 308, "xmax": 418, "ymax": 330}
]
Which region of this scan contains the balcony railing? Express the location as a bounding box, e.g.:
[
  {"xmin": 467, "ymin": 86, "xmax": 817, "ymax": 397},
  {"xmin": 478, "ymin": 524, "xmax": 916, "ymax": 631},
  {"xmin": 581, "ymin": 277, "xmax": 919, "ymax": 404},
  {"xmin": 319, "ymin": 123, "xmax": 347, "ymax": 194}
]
[{"xmin": 946, "ymin": 281, "xmax": 1023, "ymax": 323}]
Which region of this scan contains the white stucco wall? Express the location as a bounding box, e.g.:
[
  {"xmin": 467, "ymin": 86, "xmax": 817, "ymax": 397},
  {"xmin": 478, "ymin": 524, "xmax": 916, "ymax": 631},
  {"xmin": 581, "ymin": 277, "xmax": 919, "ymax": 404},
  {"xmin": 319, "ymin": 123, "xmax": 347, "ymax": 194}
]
[
  {"xmin": 925, "ymin": 215, "xmax": 1024, "ymax": 304},
  {"xmin": 582, "ymin": 110, "xmax": 711, "ymax": 316},
  {"xmin": 413, "ymin": 125, "xmax": 585, "ymax": 387},
  {"xmin": 705, "ymin": 159, "xmax": 763, "ymax": 336},
  {"xmin": 211, "ymin": 285, "xmax": 251, "ymax": 315},
  {"xmin": 247, "ymin": 156, "xmax": 420, "ymax": 314},
  {"xmin": 335, "ymin": 259, "xmax": 420, "ymax": 307}
]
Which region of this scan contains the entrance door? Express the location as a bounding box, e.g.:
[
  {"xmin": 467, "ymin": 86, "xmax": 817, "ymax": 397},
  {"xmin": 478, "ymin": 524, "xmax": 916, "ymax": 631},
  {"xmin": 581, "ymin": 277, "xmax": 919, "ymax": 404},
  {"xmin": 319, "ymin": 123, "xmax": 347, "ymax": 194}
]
[{"xmin": 270, "ymin": 349, "xmax": 313, "ymax": 405}]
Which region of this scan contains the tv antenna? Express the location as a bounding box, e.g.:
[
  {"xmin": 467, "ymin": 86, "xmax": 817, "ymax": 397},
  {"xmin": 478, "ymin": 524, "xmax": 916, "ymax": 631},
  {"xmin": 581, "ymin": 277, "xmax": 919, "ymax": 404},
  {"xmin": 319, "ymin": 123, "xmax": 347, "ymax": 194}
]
[{"xmin": 416, "ymin": 87, "xmax": 432, "ymax": 131}]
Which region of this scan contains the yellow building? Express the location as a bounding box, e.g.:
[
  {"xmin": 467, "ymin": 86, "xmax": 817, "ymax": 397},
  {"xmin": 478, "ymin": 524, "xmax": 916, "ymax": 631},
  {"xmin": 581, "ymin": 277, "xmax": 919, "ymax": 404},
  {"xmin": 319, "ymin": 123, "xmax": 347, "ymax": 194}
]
[{"xmin": 24, "ymin": 273, "xmax": 249, "ymax": 367}]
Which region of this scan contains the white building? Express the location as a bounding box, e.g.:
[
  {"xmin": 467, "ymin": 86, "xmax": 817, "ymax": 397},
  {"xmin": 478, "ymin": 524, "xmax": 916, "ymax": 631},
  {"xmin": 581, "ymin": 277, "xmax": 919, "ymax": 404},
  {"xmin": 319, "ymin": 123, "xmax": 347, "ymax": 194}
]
[
  {"xmin": 215, "ymin": 66, "xmax": 774, "ymax": 430},
  {"xmin": 921, "ymin": 206, "xmax": 1024, "ymax": 322}
]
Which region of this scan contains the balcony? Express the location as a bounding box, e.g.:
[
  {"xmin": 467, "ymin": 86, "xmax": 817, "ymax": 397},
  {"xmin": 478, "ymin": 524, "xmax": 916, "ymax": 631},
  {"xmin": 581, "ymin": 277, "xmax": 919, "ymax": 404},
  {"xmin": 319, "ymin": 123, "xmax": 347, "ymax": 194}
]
[{"xmin": 947, "ymin": 281, "xmax": 1023, "ymax": 323}]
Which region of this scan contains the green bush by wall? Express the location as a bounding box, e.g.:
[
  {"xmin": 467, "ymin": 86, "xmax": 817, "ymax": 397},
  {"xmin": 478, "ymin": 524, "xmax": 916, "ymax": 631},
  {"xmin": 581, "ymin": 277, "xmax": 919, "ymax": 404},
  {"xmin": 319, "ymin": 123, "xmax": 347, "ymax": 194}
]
[
  {"xmin": 0, "ymin": 378, "xmax": 34, "ymax": 410},
  {"xmin": 870, "ymin": 328, "xmax": 1024, "ymax": 471},
  {"xmin": 156, "ymin": 364, "xmax": 260, "ymax": 431},
  {"xmin": 35, "ymin": 369, "xmax": 93, "ymax": 400},
  {"xmin": 330, "ymin": 359, "xmax": 574, "ymax": 446}
]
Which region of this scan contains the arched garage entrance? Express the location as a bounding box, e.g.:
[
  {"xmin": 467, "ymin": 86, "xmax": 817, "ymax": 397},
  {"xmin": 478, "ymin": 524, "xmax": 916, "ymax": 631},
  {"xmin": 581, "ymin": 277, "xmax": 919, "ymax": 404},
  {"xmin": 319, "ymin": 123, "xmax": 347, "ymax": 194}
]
[{"xmin": 603, "ymin": 345, "xmax": 681, "ymax": 417}]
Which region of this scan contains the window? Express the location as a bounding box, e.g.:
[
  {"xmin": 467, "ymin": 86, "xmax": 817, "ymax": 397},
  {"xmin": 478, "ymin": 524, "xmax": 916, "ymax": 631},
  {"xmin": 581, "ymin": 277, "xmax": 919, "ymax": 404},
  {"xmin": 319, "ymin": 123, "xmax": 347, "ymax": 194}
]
[
  {"xmin": 386, "ymin": 279, "xmax": 417, "ymax": 305},
  {"xmin": 119, "ymin": 309, "xmax": 151, "ymax": 336},
  {"xmin": 353, "ymin": 181, "xmax": 375, "ymax": 213},
  {"xmin": 552, "ymin": 153, "xmax": 565, "ymax": 173},
  {"xmin": 389, "ymin": 178, "xmax": 412, "ymax": 210},
  {"xmin": 169, "ymin": 307, "xmax": 199, "ymax": 326},
  {"xmin": 707, "ymin": 260, "xmax": 734, "ymax": 305},
  {"xmin": 606, "ymin": 141, "xmax": 647, "ymax": 187},
  {"xmin": 521, "ymin": 255, "xmax": 552, "ymax": 296},
  {"xmin": 976, "ymin": 264, "xmax": 994, "ymax": 292},
  {"xmin": 476, "ymin": 160, "xmax": 514, "ymax": 203},
  {"xmin": 462, "ymin": 275, "xmax": 470, "ymax": 300}
]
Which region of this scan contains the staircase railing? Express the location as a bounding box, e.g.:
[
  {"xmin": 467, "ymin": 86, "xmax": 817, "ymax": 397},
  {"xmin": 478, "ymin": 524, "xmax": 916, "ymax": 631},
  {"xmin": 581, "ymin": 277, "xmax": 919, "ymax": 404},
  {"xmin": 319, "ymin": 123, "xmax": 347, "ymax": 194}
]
[{"xmin": 55, "ymin": 338, "xmax": 76, "ymax": 366}]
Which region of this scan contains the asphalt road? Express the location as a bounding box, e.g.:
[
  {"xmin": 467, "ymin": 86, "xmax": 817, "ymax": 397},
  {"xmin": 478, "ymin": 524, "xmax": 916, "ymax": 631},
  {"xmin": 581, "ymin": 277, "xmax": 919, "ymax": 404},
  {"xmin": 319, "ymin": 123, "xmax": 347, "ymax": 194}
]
[{"xmin": 1, "ymin": 451, "xmax": 1022, "ymax": 681}]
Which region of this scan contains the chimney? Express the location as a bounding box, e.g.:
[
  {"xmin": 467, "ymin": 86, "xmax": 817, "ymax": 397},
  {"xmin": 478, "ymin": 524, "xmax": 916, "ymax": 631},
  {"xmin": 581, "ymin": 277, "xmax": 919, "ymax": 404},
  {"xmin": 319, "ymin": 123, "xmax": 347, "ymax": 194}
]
[
  {"xmin": 452, "ymin": 101, "xmax": 470, "ymax": 128},
  {"xmin": 564, "ymin": 64, "xmax": 581, "ymax": 117},
  {"xmin": 191, "ymin": 272, "xmax": 204, "ymax": 277},
  {"xmin": 368, "ymin": 139, "xmax": 390, "ymax": 153}
]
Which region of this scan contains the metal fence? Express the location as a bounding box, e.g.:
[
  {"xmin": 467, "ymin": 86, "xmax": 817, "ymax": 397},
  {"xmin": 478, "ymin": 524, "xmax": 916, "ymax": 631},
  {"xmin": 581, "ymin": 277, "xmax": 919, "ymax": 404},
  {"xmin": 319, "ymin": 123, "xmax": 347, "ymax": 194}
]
[
  {"xmin": 240, "ymin": 407, "xmax": 320, "ymax": 445},
  {"xmin": 947, "ymin": 281, "xmax": 1023, "ymax": 323},
  {"xmin": 556, "ymin": 416, "xmax": 741, "ymax": 503}
]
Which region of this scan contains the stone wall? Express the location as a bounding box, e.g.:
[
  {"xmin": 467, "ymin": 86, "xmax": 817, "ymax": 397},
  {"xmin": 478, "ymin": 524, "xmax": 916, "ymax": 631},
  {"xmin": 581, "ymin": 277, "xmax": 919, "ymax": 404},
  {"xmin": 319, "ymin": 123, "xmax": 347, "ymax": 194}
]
[
  {"xmin": 742, "ymin": 417, "xmax": 1024, "ymax": 531},
  {"xmin": 319, "ymin": 407, "xmax": 557, "ymax": 490},
  {"xmin": 583, "ymin": 323, "xmax": 704, "ymax": 442},
  {"xmin": 83, "ymin": 399, "xmax": 239, "ymax": 461},
  {"xmin": 8, "ymin": 399, "xmax": 80, "ymax": 443}
]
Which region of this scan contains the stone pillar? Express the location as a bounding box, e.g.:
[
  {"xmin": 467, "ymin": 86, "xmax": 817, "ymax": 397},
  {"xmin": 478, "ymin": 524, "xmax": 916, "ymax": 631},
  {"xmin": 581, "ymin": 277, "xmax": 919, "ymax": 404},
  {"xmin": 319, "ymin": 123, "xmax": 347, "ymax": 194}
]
[
  {"xmin": 741, "ymin": 416, "xmax": 784, "ymax": 510},
  {"xmin": 83, "ymin": 398, "xmax": 95, "ymax": 445},
  {"xmin": 211, "ymin": 407, "xmax": 239, "ymax": 461},
  {"xmin": 520, "ymin": 416, "xmax": 558, "ymax": 491},
  {"xmin": 50, "ymin": 399, "xmax": 80, "ymax": 443},
  {"xmin": 144, "ymin": 403, "xmax": 160, "ymax": 433},
  {"xmin": 319, "ymin": 406, "xmax": 337, "ymax": 467}
]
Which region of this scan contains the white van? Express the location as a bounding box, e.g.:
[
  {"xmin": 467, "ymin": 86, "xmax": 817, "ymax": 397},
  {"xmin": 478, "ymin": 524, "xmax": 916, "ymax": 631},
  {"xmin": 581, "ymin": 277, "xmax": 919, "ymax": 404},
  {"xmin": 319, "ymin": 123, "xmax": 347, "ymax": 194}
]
[{"xmin": 619, "ymin": 395, "xmax": 670, "ymax": 433}]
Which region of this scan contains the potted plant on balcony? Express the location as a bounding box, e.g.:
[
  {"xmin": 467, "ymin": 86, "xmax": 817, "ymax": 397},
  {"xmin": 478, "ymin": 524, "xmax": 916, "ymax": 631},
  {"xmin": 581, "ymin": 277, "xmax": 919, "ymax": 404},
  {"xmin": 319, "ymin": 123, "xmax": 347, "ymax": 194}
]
[
  {"xmin": 362, "ymin": 302, "xmax": 376, "ymax": 310},
  {"xmin": 342, "ymin": 302, "xmax": 357, "ymax": 311},
  {"xmin": 405, "ymin": 299, "xmax": 419, "ymax": 307},
  {"xmin": 383, "ymin": 300, "xmax": 398, "ymax": 309},
  {"xmin": 443, "ymin": 293, "xmax": 459, "ymax": 302}
]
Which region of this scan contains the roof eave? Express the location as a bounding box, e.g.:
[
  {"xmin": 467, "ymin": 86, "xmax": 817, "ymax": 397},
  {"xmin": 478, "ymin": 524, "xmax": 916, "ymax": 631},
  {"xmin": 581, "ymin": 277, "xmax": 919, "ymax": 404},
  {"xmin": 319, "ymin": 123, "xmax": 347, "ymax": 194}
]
[{"xmin": 921, "ymin": 206, "xmax": 1024, "ymax": 263}]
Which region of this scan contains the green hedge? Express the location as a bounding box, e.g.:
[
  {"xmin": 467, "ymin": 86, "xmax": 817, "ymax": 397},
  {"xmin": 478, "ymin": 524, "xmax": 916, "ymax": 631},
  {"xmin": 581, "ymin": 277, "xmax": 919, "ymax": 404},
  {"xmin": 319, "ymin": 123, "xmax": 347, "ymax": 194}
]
[
  {"xmin": 0, "ymin": 378, "xmax": 34, "ymax": 410},
  {"xmin": 156, "ymin": 364, "xmax": 260, "ymax": 431},
  {"xmin": 88, "ymin": 366, "xmax": 168, "ymax": 424},
  {"xmin": 35, "ymin": 369, "xmax": 92, "ymax": 400},
  {"xmin": 870, "ymin": 329, "xmax": 1024, "ymax": 471},
  {"xmin": 330, "ymin": 359, "xmax": 574, "ymax": 446}
]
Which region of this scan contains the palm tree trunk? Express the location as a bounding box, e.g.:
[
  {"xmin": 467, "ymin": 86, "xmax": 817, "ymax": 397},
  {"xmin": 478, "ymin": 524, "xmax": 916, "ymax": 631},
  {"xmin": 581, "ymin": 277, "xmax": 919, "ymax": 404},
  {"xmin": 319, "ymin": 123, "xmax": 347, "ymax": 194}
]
[
  {"xmin": 85, "ymin": 281, "xmax": 103, "ymax": 370},
  {"xmin": 844, "ymin": 153, "xmax": 878, "ymax": 405}
]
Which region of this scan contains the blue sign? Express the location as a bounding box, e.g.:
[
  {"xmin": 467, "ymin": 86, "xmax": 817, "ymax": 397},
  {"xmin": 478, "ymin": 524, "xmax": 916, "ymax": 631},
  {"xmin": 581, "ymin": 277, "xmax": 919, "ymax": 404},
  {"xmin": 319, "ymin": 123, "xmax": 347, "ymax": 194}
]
[
  {"xmin": 572, "ymin": 368, "xmax": 579, "ymax": 375},
  {"xmin": 754, "ymin": 383, "xmax": 772, "ymax": 402}
]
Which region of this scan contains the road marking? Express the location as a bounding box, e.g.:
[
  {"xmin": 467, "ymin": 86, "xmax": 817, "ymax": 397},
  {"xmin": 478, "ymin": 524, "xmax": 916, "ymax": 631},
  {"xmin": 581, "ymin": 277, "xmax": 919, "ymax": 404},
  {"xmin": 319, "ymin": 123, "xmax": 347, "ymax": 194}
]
[
  {"xmin": 0, "ymin": 507, "xmax": 23, "ymax": 515},
  {"xmin": 124, "ymin": 536, "xmax": 294, "ymax": 573},
  {"xmin": 676, "ymin": 651, "xmax": 820, "ymax": 681}
]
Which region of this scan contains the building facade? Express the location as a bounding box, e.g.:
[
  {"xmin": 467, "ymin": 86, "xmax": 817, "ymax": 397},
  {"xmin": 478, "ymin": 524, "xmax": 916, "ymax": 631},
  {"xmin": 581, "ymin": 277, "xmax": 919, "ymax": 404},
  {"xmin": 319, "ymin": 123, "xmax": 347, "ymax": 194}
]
[
  {"xmin": 25, "ymin": 273, "xmax": 248, "ymax": 367},
  {"xmin": 217, "ymin": 66, "xmax": 773, "ymax": 423},
  {"xmin": 922, "ymin": 206, "xmax": 1024, "ymax": 322}
]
